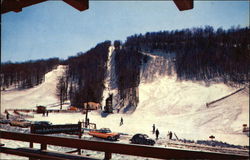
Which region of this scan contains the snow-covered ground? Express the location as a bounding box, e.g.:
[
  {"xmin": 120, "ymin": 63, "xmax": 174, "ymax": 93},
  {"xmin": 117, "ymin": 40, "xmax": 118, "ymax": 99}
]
[
  {"xmin": 1, "ymin": 51, "xmax": 249, "ymax": 159},
  {"xmin": 102, "ymin": 46, "xmax": 117, "ymax": 107},
  {"xmin": 1, "ymin": 65, "xmax": 69, "ymax": 112},
  {"xmin": 135, "ymin": 76, "xmax": 249, "ymax": 145},
  {"xmin": 87, "ymin": 77, "xmax": 249, "ymax": 146}
]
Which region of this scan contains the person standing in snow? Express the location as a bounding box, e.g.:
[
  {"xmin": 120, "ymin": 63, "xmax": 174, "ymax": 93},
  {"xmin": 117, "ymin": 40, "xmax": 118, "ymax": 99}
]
[
  {"xmin": 168, "ymin": 131, "xmax": 173, "ymax": 140},
  {"xmin": 6, "ymin": 113, "xmax": 9, "ymax": 119},
  {"xmin": 87, "ymin": 118, "xmax": 90, "ymax": 125},
  {"xmin": 120, "ymin": 117, "xmax": 123, "ymax": 126},
  {"xmin": 155, "ymin": 129, "xmax": 159, "ymax": 140},
  {"xmin": 152, "ymin": 124, "xmax": 155, "ymax": 134}
]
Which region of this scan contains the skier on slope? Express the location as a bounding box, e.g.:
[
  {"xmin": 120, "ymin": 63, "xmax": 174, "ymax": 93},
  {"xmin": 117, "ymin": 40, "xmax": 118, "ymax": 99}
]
[{"xmin": 120, "ymin": 117, "xmax": 123, "ymax": 126}]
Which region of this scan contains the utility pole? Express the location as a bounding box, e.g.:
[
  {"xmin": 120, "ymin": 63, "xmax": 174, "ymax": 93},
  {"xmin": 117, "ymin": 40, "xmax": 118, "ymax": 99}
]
[{"xmin": 85, "ymin": 103, "xmax": 89, "ymax": 128}]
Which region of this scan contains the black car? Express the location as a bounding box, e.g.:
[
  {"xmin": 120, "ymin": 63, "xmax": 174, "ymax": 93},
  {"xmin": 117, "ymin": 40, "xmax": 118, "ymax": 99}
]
[
  {"xmin": 130, "ymin": 134, "xmax": 155, "ymax": 145},
  {"xmin": 0, "ymin": 119, "xmax": 10, "ymax": 124}
]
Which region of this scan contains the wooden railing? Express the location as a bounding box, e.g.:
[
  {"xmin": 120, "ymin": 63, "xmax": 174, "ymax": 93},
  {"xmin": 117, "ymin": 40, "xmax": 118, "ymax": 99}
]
[{"xmin": 0, "ymin": 131, "xmax": 248, "ymax": 160}]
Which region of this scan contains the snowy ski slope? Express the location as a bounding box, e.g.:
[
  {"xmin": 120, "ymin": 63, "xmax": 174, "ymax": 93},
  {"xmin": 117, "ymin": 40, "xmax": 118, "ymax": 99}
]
[
  {"xmin": 0, "ymin": 49, "xmax": 249, "ymax": 146},
  {"xmin": 1, "ymin": 65, "xmax": 66, "ymax": 112}
]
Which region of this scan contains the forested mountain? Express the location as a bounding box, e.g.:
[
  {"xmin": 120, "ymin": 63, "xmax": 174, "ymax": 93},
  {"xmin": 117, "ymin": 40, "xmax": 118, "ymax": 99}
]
[
  {"xmin": 107, "ymin": 26, "xmax": 249, "ymax": 112},
  {"xmin": 1, "ymin": 58, "xmax": 60, "ymax": 90},
  {"xmin": 2, "ymin": 26, "xmax": 249, "ymax": 111},
  {"xmin": 65, "ymin": 41, "xmax": 111, "ymax": 107},
  {"xmin": 124, "ymin": 26, "xmax": 250, "ymax": 85}
]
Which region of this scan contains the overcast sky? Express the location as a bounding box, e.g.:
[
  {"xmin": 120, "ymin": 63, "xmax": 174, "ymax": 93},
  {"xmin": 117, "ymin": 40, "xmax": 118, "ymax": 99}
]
[{"xmin": 1, "ymin": 1, "xmax": 249, "ymax": 62}]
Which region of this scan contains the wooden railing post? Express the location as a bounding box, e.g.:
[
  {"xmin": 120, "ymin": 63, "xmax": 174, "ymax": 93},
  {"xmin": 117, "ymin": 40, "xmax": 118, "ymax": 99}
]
[
  {"xmin": 30, "ymin": 125, "xmax": 34, "ymax": 148},
  {"xmin": 41, "ymin": 144, "xmax": 47, "ymax": 150},
  {"xmin": 104, "ymin": 152, "xmax": 112, "ymax": 160},
  {"xmin": 29, "ymin": 142, "xmax": 33, "ymax": 148},
  {"xmin": 78, "ymin": 121, "xmax": 82, "ymax": 155}
]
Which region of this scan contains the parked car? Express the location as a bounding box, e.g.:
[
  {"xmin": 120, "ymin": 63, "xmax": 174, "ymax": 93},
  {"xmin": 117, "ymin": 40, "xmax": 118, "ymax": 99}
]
[
  {"xmin": 10, "ymin": 119, "xmax": 31, "ymax": 128},
  {"xmin": 130, "ymin": 134, "xmax": 155, "ymax": 145},
  {"xmin": 0, "ymin": 119, "xmax": 10, "ymax": 124},
  {"xmin": 32, "ymin": 121, "xmax": 52, "ymax": 126},
  {"xmin": 88, "ymin": 128, "xmax": 120, "ymax": 141}
]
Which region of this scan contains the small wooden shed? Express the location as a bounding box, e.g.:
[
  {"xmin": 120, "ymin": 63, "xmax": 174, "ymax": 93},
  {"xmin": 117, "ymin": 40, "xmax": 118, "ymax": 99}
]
[
  {"xmin": 36, "ymin": 106, "xmax": 46, "ymax": 113},
  {"xmin": 83, "ymin": 102, "xmax": 101, "ymax": 110}
]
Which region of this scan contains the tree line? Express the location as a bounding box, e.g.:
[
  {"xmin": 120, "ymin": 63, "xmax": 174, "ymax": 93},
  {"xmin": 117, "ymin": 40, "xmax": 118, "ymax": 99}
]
[
  {"xmin": 64, "ymin": 41, "xmax": 111, "ymax": 108},
  {"xmin": 113, "ymin": 41, "xmax": 145, "ymax": 108},
  {"xmin": 1, "ymin": 58, "xmax": 60, "ymax": 90}
]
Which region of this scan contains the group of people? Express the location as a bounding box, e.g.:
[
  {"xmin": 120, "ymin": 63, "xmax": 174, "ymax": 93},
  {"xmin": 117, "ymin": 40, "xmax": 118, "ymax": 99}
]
[
  {"xmin": 152, "ymin": 124, "xmax": 173, "ymax": 140},
  {"xmin": 152, "ymin": 124, "xmax": 160, "ymax": 140},
  {"xmin": 43, "ymin": 110, "xmax": 49, "ymax": 116},
  {"xmin": 118, "ymin": 119, "xmax": 173, "ymax": 140}
]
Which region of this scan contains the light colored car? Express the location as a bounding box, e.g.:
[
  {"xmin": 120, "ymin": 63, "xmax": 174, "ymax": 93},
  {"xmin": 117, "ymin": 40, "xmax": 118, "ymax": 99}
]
[
  {"xmin": 88, "ymin": 128, "xmax": 120, "ymax": 141},
  {"xmin": 10, "ymin": 119, "xmax": 31, "ymax": 128}
]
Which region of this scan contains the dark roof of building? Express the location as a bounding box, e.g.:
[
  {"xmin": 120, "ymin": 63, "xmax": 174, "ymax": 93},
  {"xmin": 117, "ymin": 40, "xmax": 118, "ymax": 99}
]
[
  {"xmin": 1, "ymin": 0, "xmax": 193, "ymax": 14},
  {"xmin": 173, "ymin": 0, "xmax": 193, "ymax": 11},
  {"xmin": 1, "ymin": 0, "xmax": 89, "ymax": 14}
]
